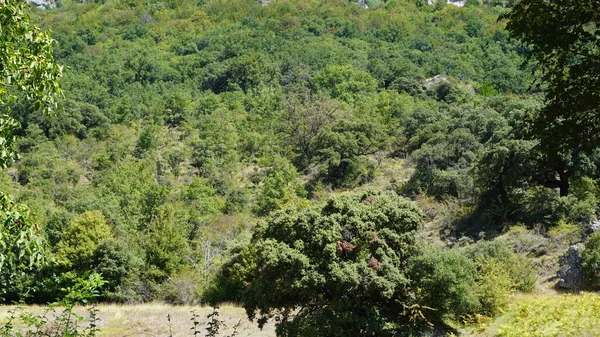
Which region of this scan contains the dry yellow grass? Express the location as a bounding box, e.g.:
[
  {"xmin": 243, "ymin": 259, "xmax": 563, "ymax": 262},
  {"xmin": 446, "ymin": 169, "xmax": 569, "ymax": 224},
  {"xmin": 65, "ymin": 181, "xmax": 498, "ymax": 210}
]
[
  {"xmin": 461, "ymin": 291, "xmax": 600, "ymax": 337},
  {"xmin": 0, "ymin": 303, "xmax": 276, "ymax": 337}
]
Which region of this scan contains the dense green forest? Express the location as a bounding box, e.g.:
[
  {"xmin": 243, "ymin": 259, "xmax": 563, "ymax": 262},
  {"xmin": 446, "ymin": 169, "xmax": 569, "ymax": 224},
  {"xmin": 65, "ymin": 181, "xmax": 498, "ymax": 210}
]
[{"xmin": 2, "ymin": 0, "xmax": 600, "ymax": 335}]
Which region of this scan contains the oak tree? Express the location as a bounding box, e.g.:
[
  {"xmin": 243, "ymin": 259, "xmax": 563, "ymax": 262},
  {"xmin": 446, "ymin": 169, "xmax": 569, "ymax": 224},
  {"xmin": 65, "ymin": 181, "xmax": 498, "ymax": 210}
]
[{"xmin": 502, "ymin": 0, "xmax": 600, "ymax": 196}]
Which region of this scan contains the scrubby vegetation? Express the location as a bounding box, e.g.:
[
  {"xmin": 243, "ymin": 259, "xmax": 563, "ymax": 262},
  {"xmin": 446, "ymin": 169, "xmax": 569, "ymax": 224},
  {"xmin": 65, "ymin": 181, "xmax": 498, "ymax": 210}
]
[{"xmin": 2, "ymin": 0, "xmax": 600, "ymax": 335}]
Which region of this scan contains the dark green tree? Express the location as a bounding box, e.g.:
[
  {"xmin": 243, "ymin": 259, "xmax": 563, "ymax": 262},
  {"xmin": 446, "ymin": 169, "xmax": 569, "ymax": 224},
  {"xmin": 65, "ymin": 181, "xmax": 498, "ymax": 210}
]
[
  {"xmin": 244, "ymin": 191, "xmax": 425, "ymax": 336},
  {"xmin": 211, "ymin": 191, "xmax": 477, "ymax": 336},
  {"xmin": 502, "ymin": 0, "xmax": 600, "ymax": 196}
]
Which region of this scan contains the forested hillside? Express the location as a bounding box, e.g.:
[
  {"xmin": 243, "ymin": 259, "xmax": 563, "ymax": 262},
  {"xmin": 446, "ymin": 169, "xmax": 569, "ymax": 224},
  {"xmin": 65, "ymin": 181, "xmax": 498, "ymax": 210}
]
[{"xmin": 2, "ymin": 0, "xmax": 600, "ymax": 335}]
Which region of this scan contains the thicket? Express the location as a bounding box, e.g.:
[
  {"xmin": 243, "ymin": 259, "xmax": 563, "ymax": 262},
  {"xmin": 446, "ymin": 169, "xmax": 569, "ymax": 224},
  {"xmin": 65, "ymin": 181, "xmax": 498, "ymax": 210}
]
[
  {"xmin": 208, "ymin": 191, "xmax": 536, "ymax": 335},
  {"xmin": 1, "ymin": 0, "xmax": 599, "ymax": 325}
]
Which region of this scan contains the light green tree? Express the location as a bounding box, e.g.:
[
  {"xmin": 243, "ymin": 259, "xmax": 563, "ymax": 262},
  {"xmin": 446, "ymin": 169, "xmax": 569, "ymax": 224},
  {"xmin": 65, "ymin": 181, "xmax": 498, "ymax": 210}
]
[
  {"xmin": 1, "ymin": 0, "xmax": 63, "ymax": 165},
  {"xmin": 56, "ymin": 211, "xmax": 113, "ymax": 269},
  {"xmin": 0, "ymin": 0, "xmax": 62, "ymax": 301},
  {"xmin": 0, "ymin": 193, "xmax": 46, "ymax": 300}
]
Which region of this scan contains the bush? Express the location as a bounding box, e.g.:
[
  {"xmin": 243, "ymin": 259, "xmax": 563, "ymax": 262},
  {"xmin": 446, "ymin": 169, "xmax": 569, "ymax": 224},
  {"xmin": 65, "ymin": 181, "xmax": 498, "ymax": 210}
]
[
  {"xmin": 212, "ymin": 190, "xmax": 429, "ymax": 336},
  {"xmin": 473, "ymin": 257, "xmax": 514, "ymax": 315},
  {"xmin": 252, "ymin": 156, "xmax": 306, "ymax": 216},
  {"xmin": 408, "ymin": 245, "xmax": 480, "ymax": 319},
  {"xmin": 520, "ymin": 186, "xmax": 597, "ymax": 227},
  {"xmin": 582, "ymin": 232, "xmax": 600, "ymax": 289},
  {"xmin": 464, "ymin": 240, "xmax": 536, "ymax": 315},
  {"xmin": 92, "ymin": 239, "xmax": 143, "ymax": 302}
]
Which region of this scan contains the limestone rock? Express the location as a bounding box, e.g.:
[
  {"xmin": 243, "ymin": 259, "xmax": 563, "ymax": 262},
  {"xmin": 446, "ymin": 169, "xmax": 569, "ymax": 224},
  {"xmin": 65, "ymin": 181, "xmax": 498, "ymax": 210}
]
[
  {"xmin": 583, "ymin": 220, "xmax": 600, "ymax": 237},
  {"xmin": 557, "ymin": 244, "xmax": 583, "ymax": 289},
  {"xmin": 448, "ymin": 0, "xmax": 466, "ymax": 7},
  {"xmin": 24, "ymin": 0, "xmax": 56, "ymax": 9},
  {"xmin": 426, "ymin": 0, "xmax": 466, "ymax": 6},
  {"xmin": 356, "ymin": 0, "xmax": 368, "ymax": 9},
  {"xmin": 424, "ymin": 75, "xmax": 449, "ymax": 90}
]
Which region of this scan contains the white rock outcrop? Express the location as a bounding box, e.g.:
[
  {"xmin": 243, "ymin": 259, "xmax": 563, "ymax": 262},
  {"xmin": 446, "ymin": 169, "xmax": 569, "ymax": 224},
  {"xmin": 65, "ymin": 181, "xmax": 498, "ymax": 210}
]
[
  {"xmin": 356, "ymin": 0, "xmax": 369, "ymax": 9},
  {"xmin": 423, "ymin": 75, "xmax": 449, "ymax": 90},
  {"xmin": 24, "ymin": 0, "xmax": 56, "ymax": 9},
  {"xmin": 426, "ymin": 0, "xmax": 466, "ymax": 7}
]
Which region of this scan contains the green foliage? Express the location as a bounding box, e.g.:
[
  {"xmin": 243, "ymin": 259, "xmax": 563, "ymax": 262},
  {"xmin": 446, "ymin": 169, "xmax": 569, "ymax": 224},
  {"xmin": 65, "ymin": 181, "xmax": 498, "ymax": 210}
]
[
  {"xmin": 182, "ymin": 177, "xmax": 225, "ymax": 215},
  {"xmin": 252, "ymin": 156, "xmax": 306, "ymax": 216},
  {"xmin": 0, "ymin": 0, "xmax": 63, "ymax": 167},
  {"xmin": 519, "ymin": 186, "xmax": 597, "ymax": 228},
  {"xmin": 55, "ymin": 211, "xmax": 112, "ymax": 269},
  {"xmin": 313, "ymin": 118, "xmax": 384, "ymax": 187},
  {"xmin": 3, "ymin": 0, "xmax": 595, "ymax": 308},
  {"xmin": 582, "ymin": 232, "xmax": 600, "ymax": 290},
  {"xmin": 216, "ymin": 191, "xmax": 442, "ymax": 336},
  {"xmin": 0, "ymin": 192, "xmax": 46, "ymax": 301},
  {"xmin": 464, "ymin": 240, "xmax": 536, "ymax": 315},
  {"xmin": 134, "ymin": 125, "xmax": 159, "ymax": 158},
  {"xmin": 0, "ymin": 116, "xmax": 20, "ymax": 167},
  {"xmin": 472, "ymin": 256, "xmax": 514, "ymax": 316},
  {"xmin": 311, "ymin": 65, "xmax": 377, "ymax": 103},
  {"xmin": 494, "ymin": 293, "xmax": 600, "ymax": 337},
  {"xmin": 403, "ymin": 116, "xmax": 484, "ymax": 199},
  {"xmin": 92, "ymin": 239, "xmax": 142, "ymax": 302},
  {"xmin": 502, "ymin": 0, "xmax": 600, "ymax": 156},
  {"xmin": 142, "ymin": 210, "xmax": 188, "ymax": 284},
  {"xmin": 408, "ymin": 244, "xmax": 479, "ymax": 320}
]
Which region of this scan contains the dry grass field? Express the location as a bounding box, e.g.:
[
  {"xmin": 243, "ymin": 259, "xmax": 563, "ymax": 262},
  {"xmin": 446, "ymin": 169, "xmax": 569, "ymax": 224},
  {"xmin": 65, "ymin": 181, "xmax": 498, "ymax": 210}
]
[
  {"xmin": 0, "ymin": 304, "xmax": 276, "ymax": 337},
  {"xmin": 4, "ymin": 291, "xmax": 600, "ymax": 337}
]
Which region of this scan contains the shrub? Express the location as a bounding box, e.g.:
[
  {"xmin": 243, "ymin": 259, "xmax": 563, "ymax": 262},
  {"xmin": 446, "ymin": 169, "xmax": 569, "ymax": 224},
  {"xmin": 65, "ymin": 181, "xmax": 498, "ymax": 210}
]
[
  {"xmin": 473, "ymin": 257, "xmax": 514, "ymax": 315},
  {"xmin": 464, "ymin": 240, "xmax": 536, "ymax": 315},
  {"xmin": 582, "ymin": 232, "xmax": 600, "ymax": 289},
  {"xmin": 212, "ymin": 190, "xmax": 429, "ymax": 336},
  {"xmin": 92, "ymin": 239, "xmax": 143, "ymax": 302},
  {"xmin": 520, "ymin": 186, "xmax": 597, "ymax": 227},
  {"xmin": 408, "ymin": 245, "xmax": 480, "ymax": 319},
  {"xmin": 252, "ymin": 156, "xmax": 306, "ymax": 216}
]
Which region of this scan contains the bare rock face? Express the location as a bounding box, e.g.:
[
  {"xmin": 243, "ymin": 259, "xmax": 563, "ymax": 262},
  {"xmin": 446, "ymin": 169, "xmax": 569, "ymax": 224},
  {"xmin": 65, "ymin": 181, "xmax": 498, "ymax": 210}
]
[
  {"xmin": 426, "ymin": 0, "xmax": 466, "ymax": 6},
  {"xmin": 557, "ymin": 244, "xmax": 584, "ymax": 289},
  {"xmin": 448, "ymin": 0, "xmax": 466, "ymax": 7},
  {"xmin": 424, "ymin": 75, "xmax": 449, "ymax": 90},
  {"xmin": 24, "ymin": 0, "xmax": 56, "ymax": 9},
  {"xmin": 583, "ymin": 220, "xmax": 600, "ymax": 237},
  {"xmin": 356, "ymin": 0, "xmax": 368, "ymax": 9}
]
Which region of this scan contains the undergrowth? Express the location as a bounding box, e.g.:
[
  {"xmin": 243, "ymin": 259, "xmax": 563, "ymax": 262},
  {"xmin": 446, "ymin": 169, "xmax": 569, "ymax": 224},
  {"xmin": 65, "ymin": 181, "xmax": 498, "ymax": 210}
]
[{"xmin": 463, "ymin": 292, "xmax": 600, "ymax": 337}]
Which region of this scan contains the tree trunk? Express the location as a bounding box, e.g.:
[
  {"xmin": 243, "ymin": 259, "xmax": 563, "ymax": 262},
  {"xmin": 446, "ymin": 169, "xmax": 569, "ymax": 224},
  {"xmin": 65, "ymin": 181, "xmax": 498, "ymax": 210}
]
[
  {"xmin": 539, "ymin": 170, "xmax": 570, "ymax": 197},
  {"xmin": 558, "ymin": 170, "xmax": 570, "ymax": 197}
]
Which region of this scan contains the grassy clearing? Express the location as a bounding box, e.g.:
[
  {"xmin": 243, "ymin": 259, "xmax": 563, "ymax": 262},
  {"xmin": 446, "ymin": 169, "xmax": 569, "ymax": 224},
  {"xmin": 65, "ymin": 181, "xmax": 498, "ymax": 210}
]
[
  {"xmin": 462, "ymin": 292, "xmax": 600, "ymax": 337},
  {"xmin": 3, "ymin": 292, "xmax": 600, "ymax": 337},
  {"xmin": 0, "ymin": 304, "xmax": 275, "ymax": 337}
]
